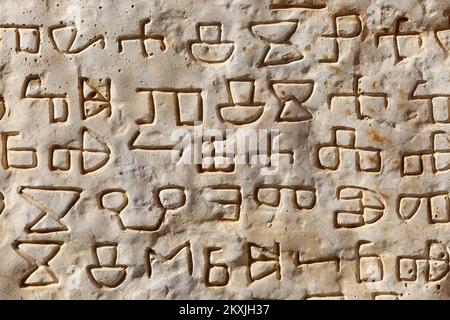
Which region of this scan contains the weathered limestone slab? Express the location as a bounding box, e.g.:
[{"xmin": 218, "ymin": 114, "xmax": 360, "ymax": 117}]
[{"xmin": 0, "ymin": 0, "xmax": 450, "ymax": 299}]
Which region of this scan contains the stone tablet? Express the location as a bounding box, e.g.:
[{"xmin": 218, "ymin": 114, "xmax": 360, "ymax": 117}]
[{"xmin": 0, "ymin": 0, "xmax": 449, "ymax": 300}]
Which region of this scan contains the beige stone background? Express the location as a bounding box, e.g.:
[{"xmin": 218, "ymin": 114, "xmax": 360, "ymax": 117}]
[{"xmin": 0, "ymin": 0, "xmax": 450, "ymax": 299}]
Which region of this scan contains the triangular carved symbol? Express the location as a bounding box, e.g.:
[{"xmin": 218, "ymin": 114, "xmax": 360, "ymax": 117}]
[
  {"xmin": 12, "ymin": 240, "xmax": 63, "ymax": 287},
  {"xmin": 19, "ymin": 186, "xmax": 82, "ymax": 233},
  {"xmin": 78, "ymin": 77, "xmax": 111, "ymax": 119},
  {"xmin": 270, "ymin": 80, "xmax": 314, "ymax": 122}
]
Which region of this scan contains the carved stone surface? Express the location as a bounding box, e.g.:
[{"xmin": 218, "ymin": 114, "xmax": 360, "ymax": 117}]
[{"xmin": 0, "ymin": 0, "xmax": 450, "ymax": 299}]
